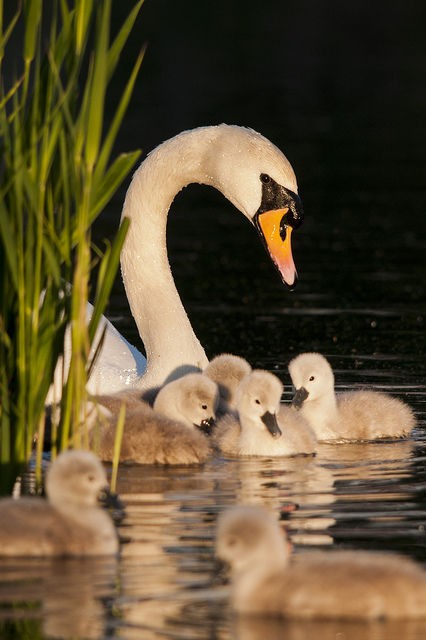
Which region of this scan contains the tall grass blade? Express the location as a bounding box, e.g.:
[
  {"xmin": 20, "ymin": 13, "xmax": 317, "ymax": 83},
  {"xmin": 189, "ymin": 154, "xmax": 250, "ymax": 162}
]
[
  {"xmin": 84, "ymin": 1, "xmax": 110, "ymax": 170},
  {"xmin": 110, "ymin": 403, "xmax": 126, "ymax": 494},
  {"xmin": 0, "ymin": 1, "xmax": 144, "ymax": 494},
  {"xmin": 107, "ymin": 0, "xmax": 144, "ymax": 79}
]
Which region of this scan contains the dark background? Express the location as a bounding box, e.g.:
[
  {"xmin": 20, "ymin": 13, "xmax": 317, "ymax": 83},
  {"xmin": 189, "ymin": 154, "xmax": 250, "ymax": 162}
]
[
  {"xmin": 103, "ymin": 0, "xmax": 426, "ymax": 383},
  {"xmin": 111, "ymin": 0, "xmax": 425, "ymax": 189}
]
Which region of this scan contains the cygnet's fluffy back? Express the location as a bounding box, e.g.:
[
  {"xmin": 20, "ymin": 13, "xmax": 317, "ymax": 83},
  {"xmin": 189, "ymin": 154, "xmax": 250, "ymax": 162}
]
[{"xmin": 92, "ymin": 374, "xmax": 218, "ymax": 465}]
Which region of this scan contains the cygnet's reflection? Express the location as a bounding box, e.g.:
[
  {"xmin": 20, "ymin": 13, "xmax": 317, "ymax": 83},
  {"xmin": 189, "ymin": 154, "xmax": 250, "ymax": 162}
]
[
  {"xmin": 0, "ymin": 556, "xmax": 118, "ymax": 639},
  {"xmin": 233, "ymin": 615, "xmax": 426, "ymax": 640},
  {"xmin": 232, "ymin": 455, "xmax": 336, "ymax": 545}
]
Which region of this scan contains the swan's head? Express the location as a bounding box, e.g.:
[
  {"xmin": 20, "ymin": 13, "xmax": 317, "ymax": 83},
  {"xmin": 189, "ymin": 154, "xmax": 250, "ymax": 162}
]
[
  {"xmin": 46, "ymin": 449, "xmax": 111, "ymax": 509},
  {"xmin": 203, "ymin": 125, "xmax": 304, "ymax": 289},
  {"xmin": 288, "ymin": 352, "xmax": 335, "ymax": 407},
  {"xmin": 204, "ymin": 353, "xmax": 252, "ymax": 412},
  {"xmin": 216, "ymin": 505, "xmax": 291, "ymax": 576},
  {"xmin": 236, "ymin": 369, "xmax": 283, "ymax": 438},
  {"xmin": 153, "ymin": 373, "xmax": 219, "ymax": 432}
]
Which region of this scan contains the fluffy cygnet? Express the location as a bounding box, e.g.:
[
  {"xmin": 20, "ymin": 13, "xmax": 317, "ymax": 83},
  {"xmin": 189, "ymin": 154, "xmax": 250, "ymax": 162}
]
[
  {"xmin": 214, "ymin": 370, "xmax": 316, "ymax": 456},
  {"xmin": 0, "ymin": 450, "xmax": 119, "ymax": 556},
  {"xmin": 153, "ymin": 373, "xmax": 218, "ymax": 432},
  {"xmin": 204, "ymin": 353, "xmax": 252, "ymax": 414},
  {"xmin": 92, "ymin": 389, "xmax": 147, "ymax": 413},
  {"xmin": 216, "ymin": 505, "xmax": 426, "ymax": 620},
  {"xmin": 288, "ymin": 352, "xmax": 416, "ymax": 442},
  {"xmin": 93, "ymin": 373, "xmax": 218, "ymax": 465}
]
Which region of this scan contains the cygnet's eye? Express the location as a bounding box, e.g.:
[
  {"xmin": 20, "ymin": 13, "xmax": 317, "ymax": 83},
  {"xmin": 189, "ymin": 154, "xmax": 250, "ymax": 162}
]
[
  {"xmin": 87, "ymin": 474, "xmax": 96, "ymax": 483},
  {"xmin": 309, "ymin": 375, "xmax": 315, "ymax": 382},
  {"xmin": 255, "ymin": 398, "xmax": 261, "ymax": 405},
  {"xmin": 260, "ymin": 173, "xmax": 271, "ymax": 184},
  {"xmin": 201, "ymin": 404, "xmax": 208, "ymax": 410}
]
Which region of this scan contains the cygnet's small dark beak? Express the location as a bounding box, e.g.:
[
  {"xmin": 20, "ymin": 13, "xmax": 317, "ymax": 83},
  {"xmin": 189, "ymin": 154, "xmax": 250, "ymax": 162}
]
[
  {"xmin": 98, "ymin": 486, "xmax": 126, "ymax": 524},
  {"xmin": 261, "ymin": 411, "xmax": 282, "ymax": 438},
  {"xmin": 212, "ymin": 556, "xmax": 231, "ymax": 584},
  {"xmin": 195, "ymin": 416, "xmax": 216, "ymax": 435},
  {"xmin": 292, "ymin": 387, "xmax": 309, "ymax": 408}
]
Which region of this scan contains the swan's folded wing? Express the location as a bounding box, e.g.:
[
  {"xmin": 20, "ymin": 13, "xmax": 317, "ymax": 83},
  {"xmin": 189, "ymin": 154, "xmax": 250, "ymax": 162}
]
[{"xmin": 47, "ymin": 303, "xmax": 147, "ymax": 403}]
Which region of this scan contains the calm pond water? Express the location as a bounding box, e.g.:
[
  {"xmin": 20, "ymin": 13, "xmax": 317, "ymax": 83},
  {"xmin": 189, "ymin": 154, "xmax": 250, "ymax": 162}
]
[{"xmin": 1, "ymin": 1, "xmax": 426, "ymax": 638}]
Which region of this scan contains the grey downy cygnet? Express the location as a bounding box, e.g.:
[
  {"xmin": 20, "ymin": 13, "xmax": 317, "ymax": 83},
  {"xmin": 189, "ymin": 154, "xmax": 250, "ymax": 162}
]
[
  {"xmin": 288, "ymin": 352, "xmax": 416, "ymax": 442},
  {"xmin": 204, "ymin": 353, "xmax": 252, "ymax": 414},
  {"xmin": 216, "ymin": 505, "xmax": 426, "ymax": 620},
  {"xmin": 0, "ymin": 449, "xmax": 119, "ymax": 556},
  {"xmin": 214, "ymin": 369, "xmax": 316, "ymax": 456},
  {"xmin": 92, "ymin": 373, "xmax": 219, "ymax": 465}
]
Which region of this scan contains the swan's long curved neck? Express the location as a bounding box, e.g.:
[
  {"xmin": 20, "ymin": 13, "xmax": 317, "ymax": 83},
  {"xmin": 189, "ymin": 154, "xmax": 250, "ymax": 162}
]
[{"xmin": 120, "ymin": 128, "xmax": 223, "ymax": 391}]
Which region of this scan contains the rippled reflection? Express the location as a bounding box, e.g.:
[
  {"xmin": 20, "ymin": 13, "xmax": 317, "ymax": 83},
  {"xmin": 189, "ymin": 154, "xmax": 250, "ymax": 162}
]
[
  {"xmin": 1, "ymin": 435, "xmax": 425, "ymax": 639},
  {"xmin": 0, "ymin": 557, "xmax": 118, "ymax": 639},
  {"xmin": 232, "ymin": 616, "xmax": 426, "ymax": 640}
]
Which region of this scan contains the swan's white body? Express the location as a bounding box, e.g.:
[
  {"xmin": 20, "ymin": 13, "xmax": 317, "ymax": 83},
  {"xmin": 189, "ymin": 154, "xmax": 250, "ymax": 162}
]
[
  {"xmin": 49, "ymin": 125, "xmax": 301, "ymax": 400},
  {"xmin": 47, "ymin": 304, "xmax": 146, "ymax": 404}
]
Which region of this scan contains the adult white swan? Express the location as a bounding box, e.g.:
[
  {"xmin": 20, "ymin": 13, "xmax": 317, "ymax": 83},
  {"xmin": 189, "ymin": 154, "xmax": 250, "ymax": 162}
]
[{"xmin": 51, "ymin": 124, "xmax": 304, "ymax": 400}]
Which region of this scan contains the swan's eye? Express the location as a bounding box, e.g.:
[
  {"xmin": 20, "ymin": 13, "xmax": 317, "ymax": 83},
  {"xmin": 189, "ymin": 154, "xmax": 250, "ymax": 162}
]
[
  {"xmin": 260, "ymin": 173, "xmax": 271, "ymax": 184},
  {"xmin": 309, "ymin": 376, "xmax": 315, "ymax": 381}
]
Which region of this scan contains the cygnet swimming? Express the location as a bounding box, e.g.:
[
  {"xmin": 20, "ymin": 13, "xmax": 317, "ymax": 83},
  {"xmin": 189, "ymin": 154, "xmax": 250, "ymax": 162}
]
[
  {"xmin": 216, "ymin": 505, "xmax": 426, "ymax": 620},
  {"xmin": 204, "ymin": 353, "xmax": 252, "ymax": 414},
  {"xmin": 92, "ymin": 373, "xmax": 218, "ymax": 465},
  {"xmin": 153, "ymin": 372, "xmax": 218, "ymax": 432},
  {"xmin": 214, "ymin": 369, "xmax": 316, "ymax": 456},
  {"xmin": 288, "ymin": 352, "xmax": 416, "ymax": 442},
  {"xmin": 0, "ymin": 450, "xmax": 119, "ymax": 556}
]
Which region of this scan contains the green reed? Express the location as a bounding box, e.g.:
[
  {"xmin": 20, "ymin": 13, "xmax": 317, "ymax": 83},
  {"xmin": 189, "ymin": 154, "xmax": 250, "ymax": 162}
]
[{"xmin": 0, "ymin": 1, "xmax": 144, "ymax": 493}]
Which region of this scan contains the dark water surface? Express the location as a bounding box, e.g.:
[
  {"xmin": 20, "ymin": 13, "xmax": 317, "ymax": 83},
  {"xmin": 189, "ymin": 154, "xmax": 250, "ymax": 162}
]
[{"xmin": 1, "ymin": 1, "xmax": 426, "ymax": 638}]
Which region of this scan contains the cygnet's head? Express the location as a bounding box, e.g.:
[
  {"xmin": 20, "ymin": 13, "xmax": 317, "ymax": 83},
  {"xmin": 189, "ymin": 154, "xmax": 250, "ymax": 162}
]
[
  {"xmin": 204, "ymin": 353, "xmax": 252, "ymax": 412},
  {"xmin": 236, "ymin": 370, "xmax": 283, "ymax": 438},
  {"xmin": 288, "ymin": 352, "xmax": 335, "ymax": 407},
  {"xmin": 216, "ymin": 505, "xmax": 290, "ymax": 575},
  {"xmin": 46, "ymin": 449, "xmax": 109, "ymax": 509},
  {"xmin": 153, "ymin": 373, "xmax": 219, "ymax": 432}
]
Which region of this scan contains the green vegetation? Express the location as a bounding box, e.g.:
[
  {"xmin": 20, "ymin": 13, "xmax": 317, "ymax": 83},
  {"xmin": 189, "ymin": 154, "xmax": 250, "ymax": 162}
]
[{"xmin": 0, "ymin": 1, "xmax": 144, "ymax": 493}]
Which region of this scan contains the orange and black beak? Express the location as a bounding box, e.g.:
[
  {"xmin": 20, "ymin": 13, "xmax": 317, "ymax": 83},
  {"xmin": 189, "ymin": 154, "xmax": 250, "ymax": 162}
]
[{"xmin": 254, "ymin": 175, "xmax": 304, "ymax": 290}]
